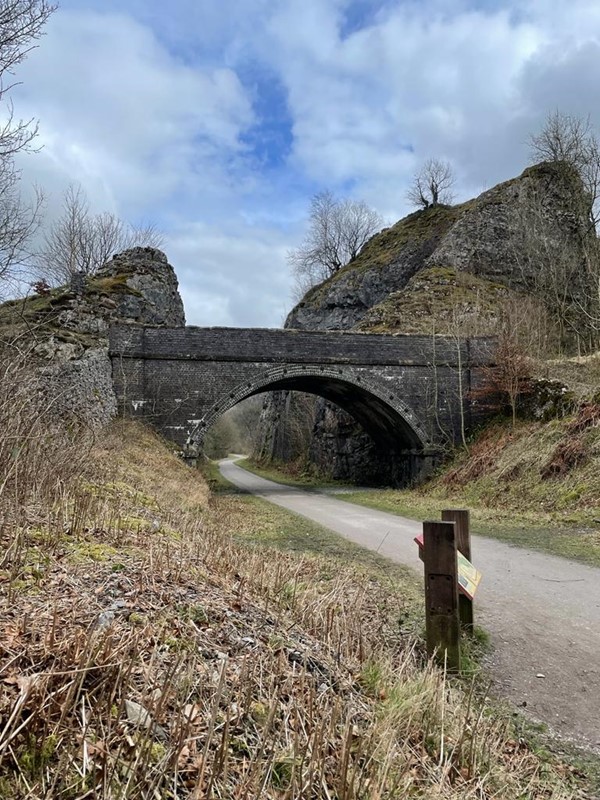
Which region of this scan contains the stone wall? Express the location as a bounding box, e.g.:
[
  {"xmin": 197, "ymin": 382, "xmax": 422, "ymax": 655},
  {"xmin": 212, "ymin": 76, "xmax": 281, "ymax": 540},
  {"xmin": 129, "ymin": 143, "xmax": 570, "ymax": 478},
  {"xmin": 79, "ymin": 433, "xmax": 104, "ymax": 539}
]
[
  {"xmin": 110, "ymin": 325, "xmax": 495, "ymax": 483},
  {"xmin": 109, "ymin": 325, "xmax": 492, "ymax": 366}
]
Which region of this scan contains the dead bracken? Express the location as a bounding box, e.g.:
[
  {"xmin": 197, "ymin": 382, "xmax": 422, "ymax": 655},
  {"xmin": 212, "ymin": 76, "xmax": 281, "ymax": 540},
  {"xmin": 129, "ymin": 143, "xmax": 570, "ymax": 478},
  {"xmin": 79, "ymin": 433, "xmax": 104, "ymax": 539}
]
[{"xmin": 0, "ymin": 400, "xmax": 583, "ymax": 797}]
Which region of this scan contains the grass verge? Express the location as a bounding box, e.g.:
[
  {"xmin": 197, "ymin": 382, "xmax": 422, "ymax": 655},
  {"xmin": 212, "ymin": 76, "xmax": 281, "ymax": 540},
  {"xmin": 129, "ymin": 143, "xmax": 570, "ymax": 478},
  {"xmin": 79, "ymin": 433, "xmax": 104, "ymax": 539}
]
[
  {"xmin": 0, "ymin": 423, "xmax": 595, "ymax": 798},
  {"xmin": 337, "ymin": 489, "xmax": 600, "ymax": 567},
  {"xmin": 235, "ymin": 456, "xmax": 352, "ymax": 490},
  {"xmin": 237, "ymin": 418, "xmax": 600, "ymax": 568}
]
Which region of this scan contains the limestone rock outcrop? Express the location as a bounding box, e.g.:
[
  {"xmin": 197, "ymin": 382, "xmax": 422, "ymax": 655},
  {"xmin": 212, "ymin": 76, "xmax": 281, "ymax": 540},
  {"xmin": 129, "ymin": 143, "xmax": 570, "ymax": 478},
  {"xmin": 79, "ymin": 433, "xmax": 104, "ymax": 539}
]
[
  {"xmin": 260, "ymin": 162, "xmax": 600, "ymax": 483},
  {"xmin": 53, "ymin": 247, "xmax": 185, "ymax": 338},
  {"xmin": 93, "ymin": 248, "xmax": 185, "ymax": 328},
  {"xmin": 1, "ymin": 248, "xmax": 185, "ymax": 430},
  {"xmin": 289, "ymin": 162, "xmax": 595, "ymax": 335}
]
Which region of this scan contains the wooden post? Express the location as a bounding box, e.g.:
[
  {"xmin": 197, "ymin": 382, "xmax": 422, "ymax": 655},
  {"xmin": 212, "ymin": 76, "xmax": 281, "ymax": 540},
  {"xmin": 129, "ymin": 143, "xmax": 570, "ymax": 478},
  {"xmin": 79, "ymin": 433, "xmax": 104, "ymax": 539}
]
[
  {"xmin": 442, "ymin": 509, "xmax": 474, "ymax": 633},
  {"xmin": 423, "ymin": 520, "xmax": 461, "ymax": 672}
]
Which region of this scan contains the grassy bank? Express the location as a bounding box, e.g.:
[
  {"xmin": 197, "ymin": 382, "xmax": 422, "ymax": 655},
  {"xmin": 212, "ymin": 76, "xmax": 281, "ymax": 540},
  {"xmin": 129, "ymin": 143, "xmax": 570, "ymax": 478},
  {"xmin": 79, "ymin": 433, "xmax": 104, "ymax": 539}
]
[
  {"xmin": 232, "ymin": 456, "xmax": 352, "ymax": 490},
  {"xmin": 0, "ymin": 418, "xmax": 593, "ymax": 797},
  {"xmin": 240, "ymin": 408, "xmax": 600, "ymax": 568}
]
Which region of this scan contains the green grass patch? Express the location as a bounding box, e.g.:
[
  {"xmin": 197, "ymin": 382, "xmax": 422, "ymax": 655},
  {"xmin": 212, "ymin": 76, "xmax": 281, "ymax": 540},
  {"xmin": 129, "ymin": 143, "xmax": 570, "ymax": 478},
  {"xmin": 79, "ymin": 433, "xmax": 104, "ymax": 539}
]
[
  {"xmin": 357, "ymin": 266, "xmax": 514, "ymax": 335},
  {"xmin": 235, "ymin": 494, "xmax": 419, "ymax": 582},
  {"xmin": 334, "ymin": 489, "xmax": 600, "ymax": 567},
  {"xmin": 213, "ymin": 461, "xmax": 419, "ymax": 586},
  {"xmin": 87, "ymin": 273, "xmax": 142, "ymax": 296},
  {"xmin": 197, "ymin": 457, "xmax": 244, "ymax": 494},
  {"xmin": 235, "ymin": 457, "xmax": 353, "ymax": 490}
]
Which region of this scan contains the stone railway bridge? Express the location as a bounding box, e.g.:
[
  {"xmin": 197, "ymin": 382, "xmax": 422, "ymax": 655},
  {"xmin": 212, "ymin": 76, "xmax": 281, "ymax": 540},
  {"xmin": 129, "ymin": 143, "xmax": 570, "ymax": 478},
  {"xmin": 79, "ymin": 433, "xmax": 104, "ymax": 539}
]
[{"xmin": 109, "ymin": 325, "xmax": 495, "ymax": 483}]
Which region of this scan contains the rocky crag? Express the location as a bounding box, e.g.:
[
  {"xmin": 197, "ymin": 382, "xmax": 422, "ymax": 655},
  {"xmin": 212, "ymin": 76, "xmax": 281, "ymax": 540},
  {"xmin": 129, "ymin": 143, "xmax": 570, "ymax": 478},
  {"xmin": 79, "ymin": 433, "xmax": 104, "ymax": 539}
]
[
  {"xmin": 0, "ymin": 247, "xmax": 185, "ymax": 429},
  {"xmin": 258, "ymin": 162, "xmax": 600, "ymax": 483}
]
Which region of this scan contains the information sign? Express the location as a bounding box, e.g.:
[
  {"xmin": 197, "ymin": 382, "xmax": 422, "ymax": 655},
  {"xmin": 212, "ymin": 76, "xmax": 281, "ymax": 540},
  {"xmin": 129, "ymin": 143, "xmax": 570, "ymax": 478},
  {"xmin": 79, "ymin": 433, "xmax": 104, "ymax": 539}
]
[{"xmin": 414, "ymin": 534, "xmax": 482, "ymax": 599}]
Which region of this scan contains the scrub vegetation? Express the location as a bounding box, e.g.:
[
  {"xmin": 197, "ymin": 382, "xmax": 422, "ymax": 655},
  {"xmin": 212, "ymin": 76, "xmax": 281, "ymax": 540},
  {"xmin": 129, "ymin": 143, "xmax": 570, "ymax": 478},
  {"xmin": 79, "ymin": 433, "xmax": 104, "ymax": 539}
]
[{"xmin": 0, "ymin": 353, "xmax": 590, "ymax": 797}]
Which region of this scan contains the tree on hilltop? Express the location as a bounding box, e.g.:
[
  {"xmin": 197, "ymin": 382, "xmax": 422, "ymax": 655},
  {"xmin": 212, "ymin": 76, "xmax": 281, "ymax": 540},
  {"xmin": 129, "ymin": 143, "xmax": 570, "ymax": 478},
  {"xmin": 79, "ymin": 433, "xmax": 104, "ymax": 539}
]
[
  {"xmin": 407, "ymin": 158, "xmax": 456, "ymax": 209},
  {"xmin": 288, "ymin": 190, "xmax": 383, "ymax": 297}
]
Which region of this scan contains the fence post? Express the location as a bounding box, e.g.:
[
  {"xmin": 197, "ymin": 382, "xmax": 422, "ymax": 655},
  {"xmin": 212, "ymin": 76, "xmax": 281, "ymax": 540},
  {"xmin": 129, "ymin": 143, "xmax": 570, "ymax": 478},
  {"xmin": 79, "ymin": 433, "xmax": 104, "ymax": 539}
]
[
  {"xmin": 423, "ymin": 520, "xmax": 460, "ymax": 672},
  {"xmin": 442, "ymin": 509, "xmax": 474, "ymax": 633}
]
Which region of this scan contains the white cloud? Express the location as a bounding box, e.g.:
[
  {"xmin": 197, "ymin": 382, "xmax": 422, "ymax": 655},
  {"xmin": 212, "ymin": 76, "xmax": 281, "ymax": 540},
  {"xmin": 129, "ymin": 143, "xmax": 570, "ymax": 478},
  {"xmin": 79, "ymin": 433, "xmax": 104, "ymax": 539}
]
[
  {"xmin": 258, "ymin": 1, "xmax": 545, "ymax": 213},
  {"xmin": 12, "ymin": 9, "xmax": 253, "ymax": 213},
  {"xmin": 6, "ymin": 0, "xmax": 600, "ymax": 325},
  {"xmin": 166, "ymin": 222, "xmax": 292, "ymax": 327}
]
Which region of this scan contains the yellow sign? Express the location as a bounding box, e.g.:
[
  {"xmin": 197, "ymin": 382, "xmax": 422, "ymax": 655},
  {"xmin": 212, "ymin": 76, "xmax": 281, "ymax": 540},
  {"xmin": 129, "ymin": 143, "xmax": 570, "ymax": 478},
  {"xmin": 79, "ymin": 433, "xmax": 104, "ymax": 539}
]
[
  {"xmin": 414, "ymin": 535, "xmax": 482, "ymax": 599},
  {"xmin": 457, "ymin": 550, "xmax": 481, "ymax": 600}
]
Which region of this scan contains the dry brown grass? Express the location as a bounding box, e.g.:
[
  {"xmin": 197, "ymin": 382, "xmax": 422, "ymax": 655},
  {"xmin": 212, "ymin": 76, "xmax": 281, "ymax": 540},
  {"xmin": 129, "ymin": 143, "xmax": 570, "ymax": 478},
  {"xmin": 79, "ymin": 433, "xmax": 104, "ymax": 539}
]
[
  {"xmin": 440, "ymin": 424, "xmax": 515, "ymax": 489},
  {"xmin": 0, "ymin": 345, "xmax": 93, "ymax": 515},
  {"xmin": 540, "ymin": 352, "xmax": 600, "ymax": 399},
  {"xmin": 0, "ymin": 407, "xmax": 582, "ymax": 797},
  {"xmin": 541, "ymin": 437, "xmax": 589, "ymax": 479}
]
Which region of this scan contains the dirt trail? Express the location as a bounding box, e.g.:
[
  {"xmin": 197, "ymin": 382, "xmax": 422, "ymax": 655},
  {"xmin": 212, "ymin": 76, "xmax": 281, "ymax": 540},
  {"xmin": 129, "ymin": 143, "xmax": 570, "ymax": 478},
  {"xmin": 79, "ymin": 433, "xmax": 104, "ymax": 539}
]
[{"xmin": 219, "ymin": 458, "xmax": 600, "ymax": 754}]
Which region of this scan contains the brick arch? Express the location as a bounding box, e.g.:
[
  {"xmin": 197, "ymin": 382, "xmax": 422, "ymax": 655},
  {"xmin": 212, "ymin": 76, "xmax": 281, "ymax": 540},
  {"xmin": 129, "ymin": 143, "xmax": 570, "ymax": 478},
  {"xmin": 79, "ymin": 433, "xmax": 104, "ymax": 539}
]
[{"xmin": 185, "ymin": 363, "xmax": 433, "ymax": 455}]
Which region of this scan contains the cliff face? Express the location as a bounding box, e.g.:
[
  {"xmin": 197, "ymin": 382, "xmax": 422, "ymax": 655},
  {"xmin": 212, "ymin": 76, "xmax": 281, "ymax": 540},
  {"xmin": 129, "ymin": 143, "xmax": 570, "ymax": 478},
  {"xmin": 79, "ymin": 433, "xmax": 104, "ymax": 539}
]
[
  {"xmin": 0, "ymin": 247, "xmax": 185, "ymax": 430},
  {"xmin": 289, "ymin": 162, "xmax": 594, "ymax": 334},
  {"xmin": 288, "ymin": 203, "xmax": 466, "ymax": 330},
  {"xmin": 259, "ymin": 162, "xmax": 599, "ymax": 483}
]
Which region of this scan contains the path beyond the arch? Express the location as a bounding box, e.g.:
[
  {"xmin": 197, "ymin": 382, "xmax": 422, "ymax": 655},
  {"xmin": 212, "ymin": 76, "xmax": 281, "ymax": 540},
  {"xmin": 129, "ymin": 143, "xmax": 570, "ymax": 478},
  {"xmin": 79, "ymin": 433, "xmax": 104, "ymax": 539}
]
[{"xmin": 219, "ymin": 457, "xmax": 600, "ymax": 756}]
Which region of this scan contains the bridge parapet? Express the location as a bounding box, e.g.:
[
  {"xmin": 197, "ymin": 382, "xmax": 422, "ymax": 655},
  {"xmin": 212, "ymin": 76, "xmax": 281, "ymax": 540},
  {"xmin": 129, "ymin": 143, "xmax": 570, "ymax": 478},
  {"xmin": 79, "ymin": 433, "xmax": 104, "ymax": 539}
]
[
  {"xmin": 109, "ymin": 325, "xmax": 495, "ymax": 367},
  {"xmin": 109, "ymin": 325, "xmax": 496, "ymax": 485}
]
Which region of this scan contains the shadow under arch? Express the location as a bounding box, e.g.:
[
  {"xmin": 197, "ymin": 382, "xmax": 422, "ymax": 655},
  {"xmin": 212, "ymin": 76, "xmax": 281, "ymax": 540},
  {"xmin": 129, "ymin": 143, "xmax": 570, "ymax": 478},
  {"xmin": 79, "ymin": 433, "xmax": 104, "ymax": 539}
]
[{"xmin": 186, "ymin": 364, "xmax": 434, "ymax": 459}]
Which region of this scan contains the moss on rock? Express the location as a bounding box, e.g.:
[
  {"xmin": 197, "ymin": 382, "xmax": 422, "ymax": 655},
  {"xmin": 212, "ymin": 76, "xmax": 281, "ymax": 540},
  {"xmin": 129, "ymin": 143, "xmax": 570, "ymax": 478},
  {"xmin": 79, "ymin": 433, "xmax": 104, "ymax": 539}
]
[{"xmin": 356, "ymin": 266, "xmax": 511, "ymax": 335}]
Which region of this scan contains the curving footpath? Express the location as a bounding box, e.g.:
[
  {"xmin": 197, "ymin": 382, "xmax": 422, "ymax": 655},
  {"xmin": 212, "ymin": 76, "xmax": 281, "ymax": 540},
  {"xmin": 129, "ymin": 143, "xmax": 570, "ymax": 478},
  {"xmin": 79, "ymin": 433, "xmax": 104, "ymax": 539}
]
[{"xmin": 219, "ymin": 457, "xmax": 600, "ymax": 754}]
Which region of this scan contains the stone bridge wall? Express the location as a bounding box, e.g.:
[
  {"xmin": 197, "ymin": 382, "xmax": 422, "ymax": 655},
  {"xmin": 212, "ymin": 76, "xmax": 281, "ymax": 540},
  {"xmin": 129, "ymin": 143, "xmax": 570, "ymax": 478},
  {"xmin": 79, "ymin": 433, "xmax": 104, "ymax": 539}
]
[{"xmin": 109, "ymin": 326, "xmax": 495, "ymax": 471}]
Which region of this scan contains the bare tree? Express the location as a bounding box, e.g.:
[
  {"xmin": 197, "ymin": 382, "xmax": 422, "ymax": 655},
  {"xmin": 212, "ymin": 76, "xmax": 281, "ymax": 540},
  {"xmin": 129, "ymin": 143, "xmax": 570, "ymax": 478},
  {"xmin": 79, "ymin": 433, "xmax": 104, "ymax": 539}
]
[
  {"xmin": 407, "ymin": 158, "xmax": 455, "ymax": 209},
  {"xmin": 0, "ymin": 0, "xmax": 55, "ymax": 288},
  {"xmin": 0, "ymin": 165, "xmax": 43, "ymax": 291},
  {"xmin": 0, "ymin": 1, "xmax": 55, "ymax": 158},
  {"xmin": 471, "ymin": 329, "xmax": 532, "ymax": 428},
  {"xmin": 288, "ymin": 190, "xmax": 383, "ymax": 296},
  {"xmin": 38, "ymin": 184, "xmax": 164, "ymax": 284},
  {"xmin": 528, "ymin": 111, "xmax": 600, "ymax": 226}
]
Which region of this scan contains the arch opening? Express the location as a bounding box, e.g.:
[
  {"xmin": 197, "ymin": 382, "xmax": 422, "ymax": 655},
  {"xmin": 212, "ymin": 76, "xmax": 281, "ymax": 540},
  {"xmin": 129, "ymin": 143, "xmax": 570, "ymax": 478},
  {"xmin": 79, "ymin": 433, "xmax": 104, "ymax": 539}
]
[{"xmin": 187, "ymin": 367, "xmax": 438, "ymax": 486}]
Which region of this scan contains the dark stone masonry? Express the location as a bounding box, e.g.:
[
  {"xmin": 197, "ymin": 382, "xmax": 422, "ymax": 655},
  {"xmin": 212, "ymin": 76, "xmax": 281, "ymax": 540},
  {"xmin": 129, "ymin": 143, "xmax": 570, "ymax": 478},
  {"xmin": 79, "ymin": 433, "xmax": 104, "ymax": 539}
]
[{"xmin": 109, "ymin": 325, "xmax": 495, "ymax": 484}]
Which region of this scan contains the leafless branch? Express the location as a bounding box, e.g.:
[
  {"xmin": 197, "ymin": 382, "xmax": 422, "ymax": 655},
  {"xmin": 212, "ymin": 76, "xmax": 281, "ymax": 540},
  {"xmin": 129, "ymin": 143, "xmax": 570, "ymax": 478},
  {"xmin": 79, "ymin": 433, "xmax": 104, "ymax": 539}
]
[
  {"xmin": 407, "ymin": 158, "xmax": 455, "ymax": 209},
  {"xmin": 38, "ymin": 184, "xmax": 164, "ymax": 284},
  {"xmin": 288, "ymin": 190, "xmax": 383, "ymax": 296},
  {"xmin": 0, "ymin": 1, "xmax": 55, "ymax": 288},
  {"xmin": 529, "ymin": 110, "xmax": 600, "ymax": 227}
]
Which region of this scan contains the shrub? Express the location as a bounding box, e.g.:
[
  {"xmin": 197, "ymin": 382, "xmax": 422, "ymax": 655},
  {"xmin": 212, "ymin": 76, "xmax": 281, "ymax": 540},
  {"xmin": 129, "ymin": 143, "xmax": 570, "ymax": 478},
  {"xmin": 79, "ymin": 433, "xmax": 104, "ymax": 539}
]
[{"xmin": 541, "ymin": 437, "xmax": 589, "ymax": 479}]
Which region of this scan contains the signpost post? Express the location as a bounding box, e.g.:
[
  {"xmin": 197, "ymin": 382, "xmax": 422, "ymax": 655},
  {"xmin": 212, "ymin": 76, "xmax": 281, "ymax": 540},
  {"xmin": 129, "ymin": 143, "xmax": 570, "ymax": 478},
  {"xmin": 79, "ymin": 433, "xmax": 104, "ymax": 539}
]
[
  {"xmin": 422, "ymin": 520, "xmax": 461, "ymax": 672},
  {"xmin": 416, "ymin": 510, "xmax": 482, "ymax": 673},
  {"xmin": 442, "ymin": 509, "xmax": 474, "ymax": 633}
]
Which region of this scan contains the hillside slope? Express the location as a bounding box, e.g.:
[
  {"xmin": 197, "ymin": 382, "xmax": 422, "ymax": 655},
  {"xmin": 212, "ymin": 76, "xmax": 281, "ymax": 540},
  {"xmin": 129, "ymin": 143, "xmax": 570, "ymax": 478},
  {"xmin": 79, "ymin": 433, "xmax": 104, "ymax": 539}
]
[
  {"xmin": 259, "ymin": 162, "xmax": 599, "ymax": 484},
  {"xmin": 0, "ymin": 419, "xmax": 586, "ymax": 798}
]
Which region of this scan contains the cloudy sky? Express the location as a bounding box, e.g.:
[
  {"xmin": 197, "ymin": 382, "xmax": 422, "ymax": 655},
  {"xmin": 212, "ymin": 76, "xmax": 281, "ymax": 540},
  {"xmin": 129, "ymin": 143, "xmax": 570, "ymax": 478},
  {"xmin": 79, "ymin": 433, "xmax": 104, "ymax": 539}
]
[{"xmin": 9, "ymin": 0, "xmax": 600, "ymax": 326}]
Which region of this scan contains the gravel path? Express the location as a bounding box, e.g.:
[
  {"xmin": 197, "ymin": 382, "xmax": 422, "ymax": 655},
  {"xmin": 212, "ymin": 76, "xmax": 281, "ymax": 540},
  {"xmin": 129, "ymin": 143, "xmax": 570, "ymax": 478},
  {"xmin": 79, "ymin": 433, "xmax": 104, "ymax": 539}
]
[{"xmin": 219, "ymin": 457, "xmax": 600, "ymax": 753}]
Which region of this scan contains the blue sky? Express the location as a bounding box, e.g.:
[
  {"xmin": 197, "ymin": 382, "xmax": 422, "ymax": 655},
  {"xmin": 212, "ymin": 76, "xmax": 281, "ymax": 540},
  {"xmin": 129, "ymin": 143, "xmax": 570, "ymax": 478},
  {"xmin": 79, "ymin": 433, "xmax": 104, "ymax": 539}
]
[{"xmin": 9, "ymin": 0, "xmax": 600, "ymax": 325}]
